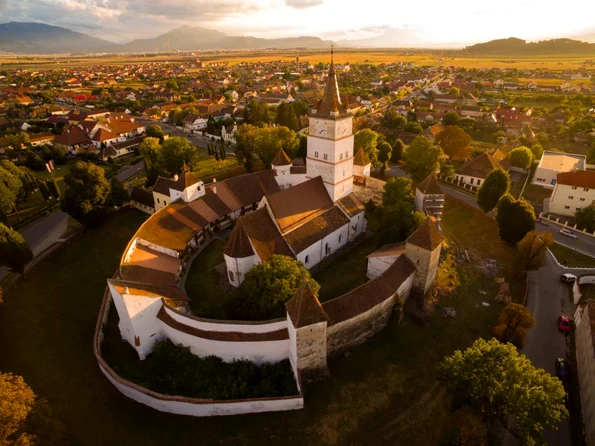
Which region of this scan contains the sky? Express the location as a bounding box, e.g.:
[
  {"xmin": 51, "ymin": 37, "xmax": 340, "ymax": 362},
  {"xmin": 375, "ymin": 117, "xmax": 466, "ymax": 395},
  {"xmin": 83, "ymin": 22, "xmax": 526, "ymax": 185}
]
[{"xmin": 0, "ymin": 0, "xmax": 594, "ymax": 45}]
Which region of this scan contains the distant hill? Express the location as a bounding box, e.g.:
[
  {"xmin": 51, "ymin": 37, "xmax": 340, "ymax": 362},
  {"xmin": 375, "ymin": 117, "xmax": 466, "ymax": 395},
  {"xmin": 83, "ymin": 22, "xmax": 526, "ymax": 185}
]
[
  {"xmin": 0, "ymin": 22, "xmax": 118, "ymax": 53},
  {"xmin": 464, "ymin": 37, "xmax": 595, "ymax": 55},
  {"xmin": 120, "ymin": 25, "xmax": 332, "ymax": 52},
  {"xmin": 0, "ymin": 22, "xmax": 332, "ymax": 54}
]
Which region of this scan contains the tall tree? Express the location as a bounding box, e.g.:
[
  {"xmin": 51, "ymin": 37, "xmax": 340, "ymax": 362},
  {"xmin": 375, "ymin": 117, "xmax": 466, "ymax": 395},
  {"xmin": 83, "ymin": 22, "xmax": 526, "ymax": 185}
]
[
  {"xmin": 37, "ymin": 178, "xmax": 51, "ymax": 201},
  {"xmin": 47, "ymin": 178, "xmax": 61, "ymax": 200},
  {"xmin": 234, "ymin": 124, "xmax": 259, "ymax": 172},
  {"xmin": 438, "ymin": 338, "xmax": 567, "ymax": 444},
  {"xmin": 237, "ymin": 255, "xmax": 319, "ymax": 320},
  {"xmin": 493, "ymin": 303, "xmax": 536, "ymax": 347},
  {"xmin": 435, "ymin": 125, "xmax": 472, "ymax": 161},
  {"xmin": 442, "ymin": 112, "xmax": 459, "ymax": 126},
  {"xmin": 380, "ymin": 202, "xmax": 426, "ymax": 244},
  {"xmin": 139, "ymin": 137, "xmax": 163, "ymax": 186},
  {"xmin": 383, "ymin": 177, "xmax": 414, "ymax": 207},
  {"xmin": 496, "ymin": 194, "xmax": 536, "ymax": 245},
  {"xmin": 146, "ymin": 124, "xmax": 165, "ymax": 142},
  {"xmin": 161, "ymin": 137, "xmax": 200, "ymax": 175},
  {"xmin": 243, "ymin": 100, "xmax": 270, "ymax": 126},
  {"xmin": 517, "ymin": 230, "xmax": 553, "ymax": 271},
  {"xmin": 575, "ymin": 204, "xmax": 595, "ymax": 233},
  {"xmin": 508, "ymin": 146, "xmax": 534, "ymax": 169},
  {"xmin": 0, "ymin": 372, "xmax": 65, "ymax": 445},
  {"xmin": 402, "ymin": 135, "xmax": 443, "ymax": 182},
  {"xmin": 109, "ymin": 177, "xmax": 130, "ymax": 208},
  {"xmin": 390, "ymin": 138, "xmax": 405, "ymax": 163},
  {"xmin": 476, "ymin": 168, "xmax": 510, "ymax": 213},
  {"xmin": 275, "ymin": 102, "xmax": 299, "ymax": 131},
  {"xmin": 404, "ymin": 122, "xmax": 423, "ymax": 134},
  {"xmin": 61, "ymin": 161, "xmax": 111, "ymax": 227},
  {"xmin": 0, "ymin": 223, "xmax": 33, "ymax": 274},
  {"xmin": 354, "ymin": 129, "xmax": 380, "ymax": 166}
]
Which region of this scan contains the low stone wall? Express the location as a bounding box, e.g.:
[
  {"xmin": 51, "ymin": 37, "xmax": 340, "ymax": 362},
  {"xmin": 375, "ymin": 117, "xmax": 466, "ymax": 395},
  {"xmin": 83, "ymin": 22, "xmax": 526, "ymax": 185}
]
[
  {"xmin": 94, "ymin": 282, "xmax": 304, "ymax": 417},
  {"xmin": 540, "ymin": 213, "xmax": 595, "ymax": 239}
]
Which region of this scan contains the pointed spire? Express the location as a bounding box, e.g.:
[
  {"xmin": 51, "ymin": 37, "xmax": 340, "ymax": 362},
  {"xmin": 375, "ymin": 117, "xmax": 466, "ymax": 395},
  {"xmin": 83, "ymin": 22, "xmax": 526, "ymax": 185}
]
[
  {"xmin": 313, "ymin": 45, "xmax": 346, "ymax": 119},
  {"xmin": 181, "ymin": 162, "xmax": 191, "ymax": 173},
  {"xmin": 285, "ymin": 281, "xmax": 328, "ymax": 328}
]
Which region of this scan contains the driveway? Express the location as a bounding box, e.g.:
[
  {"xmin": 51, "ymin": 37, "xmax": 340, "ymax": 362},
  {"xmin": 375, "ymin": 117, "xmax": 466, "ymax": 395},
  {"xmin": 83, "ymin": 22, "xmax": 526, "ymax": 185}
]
[{"xmin": 116, "ymin": 160, "xmax": 144, "ymax": 183}]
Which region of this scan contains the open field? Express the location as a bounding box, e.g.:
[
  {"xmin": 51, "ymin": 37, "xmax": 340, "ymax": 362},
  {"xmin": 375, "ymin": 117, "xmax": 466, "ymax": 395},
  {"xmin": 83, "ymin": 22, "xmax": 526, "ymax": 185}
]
[
  {"xmin": 1, "ymin": 50, "xmax": 594, "ymax": 70},
  {"xmin": 0, "ymin": 197, "xmax": 527, "ymax": 445}
]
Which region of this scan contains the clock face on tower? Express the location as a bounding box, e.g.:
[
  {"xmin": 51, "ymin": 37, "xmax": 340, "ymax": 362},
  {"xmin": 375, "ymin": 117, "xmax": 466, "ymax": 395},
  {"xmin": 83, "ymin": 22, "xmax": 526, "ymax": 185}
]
[
  {"xmin": 338, "ymin": 121, "xmax": 348, "ymax": 136},
  {"xmin": 316, "ymin": 122, "xmax": 327, "ymax": 137}
]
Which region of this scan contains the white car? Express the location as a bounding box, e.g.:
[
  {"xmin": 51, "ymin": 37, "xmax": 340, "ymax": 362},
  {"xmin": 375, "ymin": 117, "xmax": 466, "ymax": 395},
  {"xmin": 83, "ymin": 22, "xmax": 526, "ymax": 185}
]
[
  {"xmin": 560, "ymin": 273, "xmax": 577, "ymax": 283},
  {"xmin": 560, "ymin": 228, "xmax": 578, "ymax": 239}
]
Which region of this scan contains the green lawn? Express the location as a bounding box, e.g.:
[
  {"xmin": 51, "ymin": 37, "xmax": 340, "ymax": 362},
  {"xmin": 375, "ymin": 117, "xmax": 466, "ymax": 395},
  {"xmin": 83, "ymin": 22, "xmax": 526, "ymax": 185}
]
[
  {"xmin": 520, "ymin": 183, "xmax": 552, "ymax": 207},
  {"xmin": 184, "ymin": 239, "xmax": 237, "ymax": 318},
  {"xmin": 509, "ymin": 173, "xmax": 528, "ymax": 199},
  {"xmin": 549, "ymin": 243, "xmax": 595, "ymax": 268},
  {"xmin": 0, "ymin": 198, "xmax": 512, "ymax": 446}
]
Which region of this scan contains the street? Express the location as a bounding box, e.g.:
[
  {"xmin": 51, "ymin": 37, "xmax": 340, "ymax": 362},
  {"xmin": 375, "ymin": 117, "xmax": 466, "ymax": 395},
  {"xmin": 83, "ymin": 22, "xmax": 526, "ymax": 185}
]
[{"xmin": 116, "ymin": 160, "xmax": 144, "ymax": 183}]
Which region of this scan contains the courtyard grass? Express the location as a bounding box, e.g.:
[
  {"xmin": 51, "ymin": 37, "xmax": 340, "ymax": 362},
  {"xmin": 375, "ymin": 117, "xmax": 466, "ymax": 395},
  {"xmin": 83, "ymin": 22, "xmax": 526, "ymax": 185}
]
[
  {"xmin": 0, "ymin": 197, "xmax": 512, "ymax": 446},
  {"xmin": 520, "ymin": 183, "xmax": 552, "ymax": 207},
  {"xmin": 549, "ymin": 243, "xmax": 595, "ymax": 268},
  {"xmin": 184, "ymin": 239, "xmax": 233, "ymax": 318}
]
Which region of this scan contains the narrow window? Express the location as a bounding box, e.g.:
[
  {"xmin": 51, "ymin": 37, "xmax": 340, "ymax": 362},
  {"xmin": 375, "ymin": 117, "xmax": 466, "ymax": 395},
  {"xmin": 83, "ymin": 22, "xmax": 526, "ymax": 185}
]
[
  {"xmin": 305, "ymin": 255, "xmax": 309, "ymax": 264},
  {"xmin": 339, "ymin": 234, "xmax": 342, "ymax": 243},
  {"xmin": 324, "ymin": 153, "xmax": 328, "ymax": 160},
  {"xmin": 340, "ymin": 153, "xmax": 343, "ymax": 160},
  {"xmin": 228, "ymin": 270, "xmax": 235, "ymax": 281}
]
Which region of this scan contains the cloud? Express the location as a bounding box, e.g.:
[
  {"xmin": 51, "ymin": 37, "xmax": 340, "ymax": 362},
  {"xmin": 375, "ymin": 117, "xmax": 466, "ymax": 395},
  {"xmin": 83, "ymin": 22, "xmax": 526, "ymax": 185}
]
[{"xmin": 284, "ymin": 0, "xmax": 323, "ymax": 9}]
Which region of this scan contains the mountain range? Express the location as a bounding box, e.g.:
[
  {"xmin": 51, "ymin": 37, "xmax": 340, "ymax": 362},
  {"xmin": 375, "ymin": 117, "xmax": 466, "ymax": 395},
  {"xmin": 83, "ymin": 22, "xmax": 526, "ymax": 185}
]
[
  {"xmin": 0, "ymin": 22, "xmax": 594, "ymax": 55},
  {"xmin": 0, "ymin": 22, "xmax": 332, "ymax": 54}
]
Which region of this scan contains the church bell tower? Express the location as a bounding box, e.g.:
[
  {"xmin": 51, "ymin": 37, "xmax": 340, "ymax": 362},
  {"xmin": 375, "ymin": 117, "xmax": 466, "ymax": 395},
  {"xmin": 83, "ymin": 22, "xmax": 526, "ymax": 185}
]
[{"xmin": 306, "ymin": 47, "xmax": 354, "ymax": 202}]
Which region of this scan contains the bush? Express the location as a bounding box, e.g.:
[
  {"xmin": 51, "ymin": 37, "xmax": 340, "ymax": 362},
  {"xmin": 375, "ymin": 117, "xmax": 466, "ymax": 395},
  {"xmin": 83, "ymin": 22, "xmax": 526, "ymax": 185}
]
[{"xmin": 117, "ymin": 340, "xmax": 298, "ymax": 400}]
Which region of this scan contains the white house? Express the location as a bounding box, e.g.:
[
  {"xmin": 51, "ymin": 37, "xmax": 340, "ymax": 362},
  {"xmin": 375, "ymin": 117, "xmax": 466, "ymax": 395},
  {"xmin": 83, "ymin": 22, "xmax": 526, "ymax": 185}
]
[
  {"xmin": 221, "ymin": 123, "xmax": 237, "ymax": 144},
  {"xmin": 183, "ymin": 113, "xmax": 208, "ymax": 133},
  {"xmin": 547, "ymin": 170, "xmax": 595, "ymax": 217},
  {"xmin": 533, "ymin": 151, "xmax": 586, "ymax": 189},
  {"xmin": 455, "ymin": 151, "xmax": 508, "ymax": 187}
]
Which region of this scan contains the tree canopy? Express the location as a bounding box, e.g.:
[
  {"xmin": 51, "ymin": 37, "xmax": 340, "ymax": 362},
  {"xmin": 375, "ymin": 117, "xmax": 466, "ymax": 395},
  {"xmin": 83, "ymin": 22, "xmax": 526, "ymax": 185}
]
[
  {"xmin": 237, "ymin": 255, "xmax": 319, "ymax": 320},
  {"xmin": 438, "ymin": 338, "xmax": 567, "ymax": 445},
  {"xmin": 402, "ymin": 135, "xmax": 443, "ymax": 183},
  {"xmin": 243, "ymin": 100, "xmax": 271, "ymax": 127},
  {"xmin": 508, "ymin": 146, "xmax": 534, "ymax": 169},
  {"xmin": 435, "ymin": 125, "xmax": 472, "ymax": 161},
  {"xmin": 139, "ymin": 137, "xmax": 164, "ymax": 186},
  {"xmin": 0, "ymin": 222, "xmax": 33, "ymax": 274},
  {"xmin": 0, "ymin": 372, "xmax": 65, "ymax": 445},
  {"xmin": 61, "ymin": 161, "xmax": 112, "ymax": 227},
  {"xmin": 275, "ymin": 102, "xmax": 300, "ymax": 131},
  {"xmin": 496, "ymin": 194, "xmax": 536, "ymax": 245},
  {"xmin": 109, "ymin": 177, "xmax": 130, "ymax": 208},
  {"xmin": 476, "ymin": 168, "xmax": 510, "ymax": 213},
  {"xmin": 390, "ymin": 139, "xmax": 405, "ymax": 163},
  {"xmin": 380, "ymin": 202, "xmax": 426, "ymax": 244},
  {"xmin": 517, "ymin": 230, "xmax": 553, "ymax": 271},
  {"xmin": 354, "ymin": 129, "xmax": 380, "ymax": 167},
  {"xmin": 575, "ymin": 204, "xmax": 595, "ymax": 233},
  {"xmin": 234, "ymin": 124, "xmax": 298, "ymax": 169},
  {"xmin": 493, "ymin": 303, "xmax": 536, "ymax": 347},
  {"xmin": 161, "ymin": 137, "xmax": 200, "ymax": 175},
  {"xmin": 383, "ymin": 177, "xmax": 414, "ymax": 207},
  {"xmin": 146, "ymin": 124, "xmax": 165, "ymax": 141}
]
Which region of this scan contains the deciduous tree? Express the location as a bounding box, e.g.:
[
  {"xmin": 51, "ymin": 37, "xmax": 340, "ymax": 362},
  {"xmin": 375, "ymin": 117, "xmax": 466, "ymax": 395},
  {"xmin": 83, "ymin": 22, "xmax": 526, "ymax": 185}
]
[
  {"xmin": 161, "ymin": 137, "xmax": 200, "ymax": 175},
  {"xmin": 237, "ymin": 255, "xmax": 320, "ymax": 320},
  {"xmin": 493, "ymin": 303, "xmax": 536, "ymax": 347},
  {"xmin": 380, "ymin": 202, "xmax": 426, "ymax": 244},
  {"xmin": 383, "ymin": 177, "xmax": 414, "ymax": 207},
  {"xmin": 442, "ymin": 112, "xmax": 459, "ymax": 126},
  {"xmin": 402, "ymin": 135, "xmax": 443, "ymax": 182},
  {"xmin": 437, "ymin": 338, "xmax": 567, "ymax": 445},
  {"xmin": 109, "ymin": 177, "xmax": 130, "ymax": 208},
  {"xmin": 390, "ymin": 138, "xmax": 405, "ymax": 163},
  {"xmin": 575, "ymin": 204, "xmax": 595, "ymax": 233},
  {"xmin": 496, "ymin": 194, "xmax": 536, "ymax": 245},
  {"xmin": 139, "ymin": 137, "xmax": 163, "ymax": 186},
  {"xmin": 354, "ymin": 129, "xmax": 379, "ymax": 166},
  {"xmin": 517, "ymin": 230, "xmax": 553, "ymax": 271},
  {"xmin": 378, "ymin": 141, "xmax": 392, "ymax": 176},
  {"xmin": 404, "ymin": 121, "xmax": 423, "ymax": 134},
  {"xmin": 508, "ymin": 146, "xmax": 534, "ymax": 169},
  {"xmin": 435, "ymin": 125, "xmax": 472, "ymax": 161},
  {"xmin": 61, "ymin": 161, "xmax": 111, "ymax": 227},
  {"xmin": 146, "ymin": 124, "xmax": 165, "ymax": 142},
  {"xmin": 476, "ymin": 168, "xmax": 510, "ymax": 213},
  {"xmin": 0, "ymin": 223, "xmax": 33, "ymax": 274}
]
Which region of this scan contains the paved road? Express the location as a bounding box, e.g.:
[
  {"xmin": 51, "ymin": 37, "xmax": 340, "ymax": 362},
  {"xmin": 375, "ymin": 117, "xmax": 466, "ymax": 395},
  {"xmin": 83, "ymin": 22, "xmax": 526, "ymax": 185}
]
[
  {"xmin": 521, "ymin": 256, "xmax": 575, "ymax": 445},
  {"xmin": 0, "ymin": 210, "xmax": 69, "ymax": 282}
]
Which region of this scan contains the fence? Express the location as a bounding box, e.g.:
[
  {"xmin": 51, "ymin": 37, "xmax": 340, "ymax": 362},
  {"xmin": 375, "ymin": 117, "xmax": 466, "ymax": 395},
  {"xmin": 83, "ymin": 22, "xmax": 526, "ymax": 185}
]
[
  {"xmin": 539, "ymin": 213, "xmax": 595, "ymax": 240},
  {"xmin": 436, "ymin": 174, "xmax": 479, "ymax": 194}
]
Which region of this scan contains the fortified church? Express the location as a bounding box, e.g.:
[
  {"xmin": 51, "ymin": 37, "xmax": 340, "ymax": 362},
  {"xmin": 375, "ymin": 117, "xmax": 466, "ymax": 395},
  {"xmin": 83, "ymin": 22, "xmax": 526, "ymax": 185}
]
[{"xmin": 106, "ymin": 50, "xmax": 446, "ymax": 417}]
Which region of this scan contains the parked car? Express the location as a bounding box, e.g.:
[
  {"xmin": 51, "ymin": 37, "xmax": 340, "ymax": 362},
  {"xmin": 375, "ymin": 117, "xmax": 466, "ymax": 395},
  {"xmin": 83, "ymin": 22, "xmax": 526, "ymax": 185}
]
[
  {"xmin": 558, "ymin": 315, "xmax": 572, "ymax": 334},
  {"xmin": 560, "ymin": 273, "xmax": 577, "ymax": 283},
  {"xmin": 560, "ymin": 228, "xmax": 578, "ymax": 239},
  {"xmin": 556, "ymin": 357, "xmax": 570, "ymax": 382}
]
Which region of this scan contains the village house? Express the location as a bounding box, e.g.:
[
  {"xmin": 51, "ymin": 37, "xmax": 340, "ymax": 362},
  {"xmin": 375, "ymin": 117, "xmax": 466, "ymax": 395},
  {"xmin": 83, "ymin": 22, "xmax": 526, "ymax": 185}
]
[
  {"xmin": 532, "ymin": 151, "xmax": 586, "ymax": 189},
  {"xmin": 455, "ymin": 150, "xmax": 509, "ymax": 187},
  {"xmin": 546, "ymin": 170, "xmax": 595, "ymax": 217}
]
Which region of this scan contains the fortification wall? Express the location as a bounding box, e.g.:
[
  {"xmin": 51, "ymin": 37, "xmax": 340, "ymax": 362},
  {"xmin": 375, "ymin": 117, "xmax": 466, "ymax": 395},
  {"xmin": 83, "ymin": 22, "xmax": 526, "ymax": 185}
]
[
  {"xmin": 326, "ymin": 273, "xmax": 414, "ymax": 355},
  {"xmin": 95, "ymin": 283, "xmax": 303, "ymax": 417}
]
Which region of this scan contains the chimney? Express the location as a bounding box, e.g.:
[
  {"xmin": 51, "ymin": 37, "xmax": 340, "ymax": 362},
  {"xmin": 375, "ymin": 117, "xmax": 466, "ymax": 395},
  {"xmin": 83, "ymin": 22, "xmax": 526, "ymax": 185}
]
[
  {"xmin": 173, "ymin": 174, "xmax": 179, "ymax": 181},
  {"xmin": 124, "ymin": 287, "xmax": 129, "ymax": 294},
  {"xmin": 213, "ymin": 178, "xmax": 217, "ymax": 194}
]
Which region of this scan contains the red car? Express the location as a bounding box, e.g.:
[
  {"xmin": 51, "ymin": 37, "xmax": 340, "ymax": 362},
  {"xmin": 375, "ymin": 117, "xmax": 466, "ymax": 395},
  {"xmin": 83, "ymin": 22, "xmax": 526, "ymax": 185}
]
[{"xmin": 558, "ymin": 316, "xmax": 571, "ymax": 334}]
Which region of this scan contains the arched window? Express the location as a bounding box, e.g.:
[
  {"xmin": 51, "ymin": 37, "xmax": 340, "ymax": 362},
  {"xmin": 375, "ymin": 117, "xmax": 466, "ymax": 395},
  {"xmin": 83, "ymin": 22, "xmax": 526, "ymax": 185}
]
[
  {"xmin": 305, "ymin": 255, "xmax": 309, "ymax": 264},
  {"xmin": 228, "ymin": 270, "xmax": 235, "ymax": 282}
]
